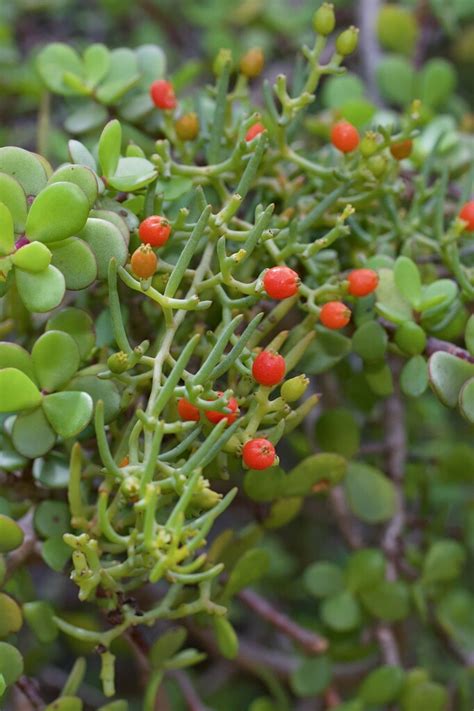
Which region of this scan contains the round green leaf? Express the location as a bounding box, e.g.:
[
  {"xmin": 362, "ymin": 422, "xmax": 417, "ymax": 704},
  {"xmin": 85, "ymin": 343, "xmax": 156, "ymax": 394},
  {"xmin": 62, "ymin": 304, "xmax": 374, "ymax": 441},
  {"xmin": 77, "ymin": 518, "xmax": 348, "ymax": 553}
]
[
  {"xmin": 346, "ymin": 549, "xmax": 386, "ymax": 593},
  {"xmin": 419, "ymin": 279, "xmax": 457, "ymax": 316},
  {"xmin": 422, "ymin": 539, "xmax": 466, "ymax": 584},
  {"xmin": 107, "ymin": 157, "xmax": 157, "ymax": 192},
  {"xmin": 90, "ymin": 209, "xmax": 130, "ymax": 247},
  {"xmin": 352, "ymin": 320, "xmax": 388, "ymax": 362},
  {"xmin": 321, "ymin": 591, "xmax": 361, "ymax": 632},
  {"xmin": 68, "ymin": 140, "xmax": 97, "ymax": 171},
  {"xmin": 12, "ymin": 408, "xmax": 56, "ymax": 458},
  {"xmin": 65, "ymin": 102, "xmax": 109, "ymax": 135},
  {"xmin": 26, "ymin": 182, "xmax": 90, "ymax": 244},
  {"xmin": 364, "ymin": 361, "xmax": 394, "ymax": 396},
  {"xmin": 155, "ymin": 177, "xmax": 193, "ymax": 201},
  {"xmin": 394, "ymin": 321, "xmax": 426, "ymax": 356},
  {"xmin": 243, "ymin": 466, "xmax": 285, "ymax": 502},
  {"xmin": 375, "ymin": 268, "xmax": 412, "ymax": 324},
  {"xmin": 33, "ymin": 454, "xmax": 70, "ymax": 489},
  {"xmin": 283, "ymin": 453, "xmax": 347, "ymax": 496},
  {"xmin": 43, "ymin": 391, "xmax": 93, "ymax": 439},
  {"xmin": 303, "ymin": 561, "xmax": 344, "ymax": 598},
  {"xmin": 401, "ymin": 681, "xmax": 448, "ymax": 711},
  {"xmin": 344, "ymin": 462, "xmax": 396, "ymax": 523},
  {"xmin": 46, "ymin": 308, "xmax": 95, "ymax": 360},
  {"xmin": 32, "ymin": 330, "xmax": 80, "ymax": 391},
  {"xmin": 35, "ymin": 501, "xmax": 70, "ymax": 538},
  {"xmin": 428, "ymin": 351, "xmax": 474, "ymax": 408},
  {"xmin": 83, "ymin": 43, "xmax": 111, "ymax": 86},
  {"xmin": 0, "ymin": 173, "xmax": 27, "ymax": 233},
  {"xmin": 0, "ymin": 202, "xmax": 14, "ymax": 256},
  {"xmin": 36, "ymin": 43, "xmax": 84, "ymax": 96},
  {"xmin": 23, "ymin": 601, "xmax": 58, "ymax": 643},
  {"xmin": 212, "ymin": 617, "xmax": 239, "ymax": 660},
  {"xmin": 45, "ymin": 697, "xmax": 83, "ymax": 711},
  {"xmin": 436, "ymin": 588, "xmax": 474, "ymax": 653},
  {"xmin": 263, "ymin": 497, "xmax": 302, "ymax": 529},
  {"xmin": 377, "ymin": 5, "xmax": 418, "ymax": 55},
  {"xmin": 48, "ymin": 164, "xmax": 99, "ymax": 208},
  {"xmin": 361, "ymin": 580, "xmax": 410, "ymax": 621},
  {"xmin": 394, "ymin": 256, "xmax": 421, "ymax": 309},
  {"xmin": 0, "ymin": 432, "xmax": 28, "ymax": 471},
  {"xmin": 135, "ymin": 44, "xmax": 166, "ymax": 87},
  {"xmin": 0, "ymin": 514, "xmax": 24, "ymax": 553},
  {"xmin": 42, "ymin": 536, "xmax": 72, "ymax": 572},
  {"xmin": 50, "ymin": 238, "xmax": 97, "ymax": 290},
  {"xmin": 12, "ymin": 241, "xmax": 52, "ymax": 273},
  {"xmin": 0, "ymin": 368, "xmax": 41, "ymax": 413},
  {"xmin": 322, "ymin": 73, "xmax": 364, "ymax": 108},
  {"xmin": 400, "ymin": 355, "xmax": 428, "ymax": 398},
  {"xmin": 224, "ymin": 549, "xmax": 269, "ymax": 599},
  {"xmin": 16, "ymin": 264, "xmax": 66, "ymax": 313},
  {"xmin": 66, "ymin": 374, "xmax": 121, "ymax": 423},
  {"xmin": 290, "ymin": 655, "xmax": 332, "ymax": 697},
  {"xmin": 458, "ymin": 377, "xmax": 474, "ymax": 423},
  {"xmin": 150, "ymin": 627, "xmax": 187, "ymax": 668},
  {"xmin": 419, "ymin": 58, "xmax": 456, "ymax": 109},
  {"xmin": 78, "ymin": 218, "xmax": 128, "ymax": 279},
  {"xmin": 0, "ymin": 343, "xmax": 35, "ymax": 381},
  {"xmin": 0, "ymin": 147, "xmax": 49, "ymax": 196},
  {"xmin": 376, "ymin": 55, "xmax": 415, "ymax": 106},
  {"xmin": 315, "ymin": 408, "xmax": 360, "ymax": 458},
  {"xmin": 299, "ymin": 329, "xmax": 352, "ymax": 374},
  {"xmin": 0, "ymin": 642, "xmax": 24, "ymax": 685},
  {"xmin": 98, "ymin": 119, "xmax": 122, "ymax": 178},
  {"xmin": 0, "ymin": 593, "xmax": 23, "ymax": 638},
  {"xmin": 359, "ymin": 665, "xmax": 405, "ymax": 705}
]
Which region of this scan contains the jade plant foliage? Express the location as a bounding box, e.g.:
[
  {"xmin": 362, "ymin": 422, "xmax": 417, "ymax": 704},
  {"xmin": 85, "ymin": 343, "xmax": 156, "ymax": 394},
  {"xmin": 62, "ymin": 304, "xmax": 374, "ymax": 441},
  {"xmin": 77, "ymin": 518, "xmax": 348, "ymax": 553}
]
[{"xmin": 0, "ymin": 6, "xmax": 473, "ymax": 711}]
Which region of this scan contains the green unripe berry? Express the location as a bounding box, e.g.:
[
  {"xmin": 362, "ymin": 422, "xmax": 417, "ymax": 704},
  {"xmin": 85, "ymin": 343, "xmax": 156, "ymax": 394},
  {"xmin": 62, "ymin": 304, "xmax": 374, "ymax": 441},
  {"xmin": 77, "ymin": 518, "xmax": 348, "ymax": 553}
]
[
  {"xmin": 213, "ymin": 48, "xmax": 233, "ymax": 76},
  {"xmin": 359, "ymin": 131, "xmax": 380, "ymax": 157},
  {"xmin": 367, "ymin": 155, "xmax": 387, "ymax": 178},
  {"xmin": 281, "ymin": 375, "xmax": 309, "ymax": 402},
  {"xmin": 0, "ymin": 514, "xmax": 24, "ymax": 553},
  {"xmin": 336, "ymin": 26, "xmax": 359, "ymax": 56},
  {"xmin": 394, "ymin": 322, "xmax": 427, "ymax": 356},
  {"xmin": 107, "ymin": 351, "xmax": 130, "ymax": 374},
  {"xmin": 313, "ymin": 3, "xmax": 335, "ymax": 36}
]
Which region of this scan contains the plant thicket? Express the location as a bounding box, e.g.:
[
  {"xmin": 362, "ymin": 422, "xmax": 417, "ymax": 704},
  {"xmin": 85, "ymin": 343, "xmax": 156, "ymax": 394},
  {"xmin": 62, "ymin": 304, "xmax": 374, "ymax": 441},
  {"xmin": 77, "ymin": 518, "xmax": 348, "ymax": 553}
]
[{"xmin": 0, "ymin": 4, "xmax": 473, "ymax": 710}]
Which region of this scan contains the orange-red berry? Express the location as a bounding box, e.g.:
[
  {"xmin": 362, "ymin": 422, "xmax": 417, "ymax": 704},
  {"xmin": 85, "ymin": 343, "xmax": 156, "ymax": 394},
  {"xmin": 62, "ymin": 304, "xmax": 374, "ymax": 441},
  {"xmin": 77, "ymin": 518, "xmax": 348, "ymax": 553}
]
[
  {"xmin": 242, "ymin": 438, "xmax": 276, "ymax": 470},
  {"xmin": 239, "ymin": 48, "xmax": 265, "ymax": 78},
  {"xmin": 150, "ymin": 79, "xmax": 177, "ymax": 110},
  {"xmin": 138, "ymin": 216, "xmax": 171, "ymax": 247},
  {"xmin": 205, "ymin": 392, "xmax": 239, "ymax": 425},
  {"xmin": 263, "ymin": 266, "xmax": 299, "ymax": 299},
  {"xmin": 390, "ymin": 139, "xmax": 413, "ymax": 160},
  {"xmin": 177, "ymin": 398, "xmax": 200, "ymax": 422},
  {"xmin": 459, "ymin": 201, "xmax": 474, "ymax": 232},
  {"xmin": 252, "ymin": 351, "xmax": 286, "ymax": 387},
  {"xmin": 175, "ymin": 113, "xmax": 199, "ymax": 141},
  {"xmin": 130, "ymin": 244, "xmax": 157, "ymax": 279},
  {"xmin": 347, "ymin": 269, "xmax": 379, "ymax": 297},
  {"xmin": 245, "ymin": 122, "xmax": 266, "ymax": 142},
  {"xmin": 331, "ymin": 121, "xmax": 360, "ymax": 153},
  {"xmin": 320, "ymin": 301, "xmax": 351, "ymax": 329}
]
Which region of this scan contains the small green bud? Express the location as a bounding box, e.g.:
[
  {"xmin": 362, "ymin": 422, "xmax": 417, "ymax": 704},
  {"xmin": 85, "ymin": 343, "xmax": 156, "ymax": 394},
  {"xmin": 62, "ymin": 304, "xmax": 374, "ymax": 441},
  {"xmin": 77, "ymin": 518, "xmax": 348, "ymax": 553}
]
[
  {"xmin": 335, "ymin": 26, "xmax": 359, "ymax": 56},
  {"xmin": 107, "ymin": 351, "xmax": 129, "ymax": 374},
  {"xmin": 121, "ymin": 477, "xmax": 140, "ymax": 502},
  {"xmin": 213, "ymin": 48, "xmax": 233, "ymax": 76},
  {"xmin": 359, "ymin": 131, "xmax": 380, "ymax": 157},
  {"xmin": 394, "ymin": 322, "xmax": 427, "ymax": 356},
  {"xmin": 367, "ymin": 155, "xmax": 387, "ymax": 178},
  {"xmin": 313, "ymin": 3, "xmax": 336, "ymax": 36},
  {"xmin": 281, "ymin": 375, "xmax": 310, "ymax": 402},
  {"xmin": 193, "ymin": 488, "xmax": 221, "ymax": 510}
]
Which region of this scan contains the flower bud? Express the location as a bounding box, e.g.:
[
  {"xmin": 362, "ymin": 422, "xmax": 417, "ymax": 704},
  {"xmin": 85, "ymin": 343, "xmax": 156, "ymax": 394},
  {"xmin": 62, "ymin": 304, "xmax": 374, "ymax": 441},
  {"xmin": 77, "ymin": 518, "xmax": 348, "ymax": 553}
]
[
  {"xmin": 213, "ymin": 48, "xmax": 233, "ymax": 76},
  {"xmin": 281, "ymin": 374, "xmax": 310, "ymax": 402},
  {"xmin": 313, "ymin": 3, "xmax": 336, "ymax": 36},
  {"xmin": 359, "ymin": 131, "xmax": 380, "ymax": 157},
  {"xmin": 335, "ymin": 26, "xmax": 359, "ymax": 56},
  {"xmin": 121, "ymin": 477, "xmax": 140, "ymax": 502},
  {"xmin": 175, "ymin": 112, "xmax": 200, "ymax": 141},
  {"xmin": 107, "ymin": 351, "xmax": 129, "ymax": 374},
  {"xmin": 239, "ymin": 48, "xmax": 264, "ymax": 78}
]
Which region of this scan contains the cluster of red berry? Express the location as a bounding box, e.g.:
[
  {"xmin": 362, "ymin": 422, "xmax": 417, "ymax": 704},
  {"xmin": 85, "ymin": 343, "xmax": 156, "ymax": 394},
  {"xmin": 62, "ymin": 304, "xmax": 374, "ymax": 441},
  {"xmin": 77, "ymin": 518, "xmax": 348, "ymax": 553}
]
[{"xmin": 130, "ymin": 216, "xmax": 172, "ymax": 279}]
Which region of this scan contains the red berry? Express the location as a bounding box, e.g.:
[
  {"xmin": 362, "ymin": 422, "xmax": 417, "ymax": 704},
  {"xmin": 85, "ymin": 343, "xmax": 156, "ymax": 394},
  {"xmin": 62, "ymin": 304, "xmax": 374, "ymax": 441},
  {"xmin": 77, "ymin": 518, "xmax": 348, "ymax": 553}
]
[
  {"xmin": 242, "ymin": 438, "xmax": 276, "ymax": 470},
  {"xmin": 390, "ymin": 139, "xmax": 413, "ymax": 160},
  {"xmin": 178, "ymin": 398, "xmax": 200, "ymax": 422},
  {"xmin": 150, "ymin": 79, "xmax": 177, "ymax": 110},
  {"xmin": 331, "ymin": 121, "xmax": 360, "ymax": 153},
  {"xmin": 205, "ymin": 392, "xmax": 239, "ymax": 425},
  {"xmin": 252, "ymin": 351, "xmax": 286, "ymax": 387},
  {"xmin": 130, "ymin": 244, "xmax": 157, "ymax": 279},
  {"xmin": 245, "ymin": 122, "xmax": 266, "ymax": 142},
  {"xmin": 347, "ymin": 269, "xmax": 379, "ymax": 297},
  {"xmin": 138, "ymin": 216, "xmax": 171, "ymax": 247},
  {"xmin": 459, "ymin": 201, "xmax": 474, "ymax": 232},
  {"xmin": 320, "ymin": 301, "xmax": 351, "ymax": 329},
  {"xmin": 263, "ymin": 266, "xmax": 299, "ymax": 299}
]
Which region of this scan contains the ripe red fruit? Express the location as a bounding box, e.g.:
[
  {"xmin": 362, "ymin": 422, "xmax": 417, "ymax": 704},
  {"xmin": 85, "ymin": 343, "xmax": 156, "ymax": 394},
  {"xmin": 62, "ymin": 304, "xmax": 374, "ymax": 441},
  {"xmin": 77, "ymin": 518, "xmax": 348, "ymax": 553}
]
[
  {"xmin": 138, "ymin": 216, "xmax": 171, "ymax": 247},
  {"xmin": 331, "ymin": 121, "xmax": 360, "ymax": 153},
  {"xmin": 459, "ymin": 201, "xmax": 474, "ymax": 232},
  {"xmin": 205, "ymin": 392, "xmax": 239, "ymax": 425},
  {"xmin": 150, "ymin": 79, "xmax": 177, "ymax": 110},
  {"xmin": 242, "ymin": 438, "xmax": 276, "ymax": 470},
  {"xmin": 320, "ymin": 301, "xmax": 351, "ymax": 329},
  {"xmin": 178, "ymin": 398, "xmax": 200, "ymax": 422},
  {"xmin": 245, "ymin": 122, "xmax": 266, "ymax": 142},
  {"xmin": 347, "ymin": 269, "xmax": 379, "ymax": 297},
  {"xmin": 130, "ymin": 244, "xmax": 157, "ymax": 279},
  {"xmin": 390, "ymin": 139, "xmax": 413, "ymax": 160},
  {"xmin": 252, "ymin": 351, "xmax": 286, "ymax": 387},
  {"xmin": 263, "ymin": 266, "xmax": 299, "ymax": 299}
]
